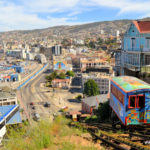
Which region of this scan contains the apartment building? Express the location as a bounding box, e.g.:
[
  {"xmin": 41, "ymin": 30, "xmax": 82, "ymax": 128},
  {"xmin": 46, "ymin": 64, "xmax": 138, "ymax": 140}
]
[
  {"xmin": 80, "ymin": 57, "xmax": 111, "ymax": 72},
  {"xmin": 82, "ymin": 72, "xmax": 110, "ymax": 94}
]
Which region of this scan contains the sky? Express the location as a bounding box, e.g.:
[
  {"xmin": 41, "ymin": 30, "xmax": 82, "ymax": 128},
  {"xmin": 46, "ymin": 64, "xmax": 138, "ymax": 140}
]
[{"xmin": 0, "ymin": 0, "xmax": 150, "ymax": 31}]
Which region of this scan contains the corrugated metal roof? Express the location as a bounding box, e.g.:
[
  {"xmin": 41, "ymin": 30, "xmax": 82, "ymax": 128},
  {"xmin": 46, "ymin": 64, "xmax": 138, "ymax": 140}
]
[
  {"xmin": 0, "ymin": 105, "xmax": 21, "ymax": 124},
  {"xmin": 82, "ymin": 94, "xmax": 108, "ymax": 108}
]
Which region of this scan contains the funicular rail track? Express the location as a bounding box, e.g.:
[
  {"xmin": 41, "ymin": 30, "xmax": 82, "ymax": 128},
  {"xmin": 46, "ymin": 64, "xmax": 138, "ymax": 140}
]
[
  {"xmin": 70, "ymin": 122, "xmax": 150, "ymax": 150},
  {"xmin": 85, "ymin": 122, "xmax": 150, "ymax": 144}
]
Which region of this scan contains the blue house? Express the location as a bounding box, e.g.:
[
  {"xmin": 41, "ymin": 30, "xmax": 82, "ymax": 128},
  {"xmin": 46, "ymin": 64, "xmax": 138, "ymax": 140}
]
[{"xmin": 117, "ymin": 21, "xmax": 150, "ymax": 76}]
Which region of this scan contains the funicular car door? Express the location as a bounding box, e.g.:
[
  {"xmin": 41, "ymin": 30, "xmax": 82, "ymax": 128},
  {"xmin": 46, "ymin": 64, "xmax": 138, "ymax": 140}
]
[
  {"xmin": 137, "ymin": 94, "xmax": 145, "ymax": 124},
  {"xmin": 143, "ymin": 92, "xmax": 150, "ymax": 124},
  {"xmin": 127, "ymin": 95, "xmax": 140, "ymax": 125}
]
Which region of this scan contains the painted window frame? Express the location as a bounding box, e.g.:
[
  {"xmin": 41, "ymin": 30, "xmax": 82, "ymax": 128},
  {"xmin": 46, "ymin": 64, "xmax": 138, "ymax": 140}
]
[
  {"xmin": 128, "ymin": 95, "xmax": 136, "ymax": 108},
  {"xmin": 137, "ymin": 94, "xmax": 145, "ymax": 108}
]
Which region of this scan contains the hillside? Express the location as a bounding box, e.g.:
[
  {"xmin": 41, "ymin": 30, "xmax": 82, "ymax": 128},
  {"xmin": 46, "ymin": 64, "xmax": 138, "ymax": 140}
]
[
  {"xmin": 2, "ymin": 116, "xmax": 103, "ymax": 150},
  {"xmin": 0, "ymin": 19, "xmax": 132, "ymax": 41}
]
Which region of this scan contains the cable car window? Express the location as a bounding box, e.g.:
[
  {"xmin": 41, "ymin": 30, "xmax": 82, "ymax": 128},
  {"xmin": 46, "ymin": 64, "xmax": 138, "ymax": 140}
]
[
  {"xmin": 129, "ymin": 96, "xmax": 136, "ymax": 108},
  {"xmin": 137, "ymin": 95, "xmax": 145, "ymax": 108}
]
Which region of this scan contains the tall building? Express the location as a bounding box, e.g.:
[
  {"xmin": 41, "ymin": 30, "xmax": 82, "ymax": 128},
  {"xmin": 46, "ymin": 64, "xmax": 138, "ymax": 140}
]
[{"xmin": 52, "ymin": 45, "xmax": 62, "ymax": 56}]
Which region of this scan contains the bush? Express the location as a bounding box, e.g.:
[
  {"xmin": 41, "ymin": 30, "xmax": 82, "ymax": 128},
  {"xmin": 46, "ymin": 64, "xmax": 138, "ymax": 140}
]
[
  {"xmin": 85, "ymin": 115, "xmax": 98, "ymax": 123},
  {"xmin": 96, "ymin": 101, "xmax": 110, "ymax": 121},
  {"xmin": 66, "ymin": 71, "xmax": 75, "ymax": 77}
]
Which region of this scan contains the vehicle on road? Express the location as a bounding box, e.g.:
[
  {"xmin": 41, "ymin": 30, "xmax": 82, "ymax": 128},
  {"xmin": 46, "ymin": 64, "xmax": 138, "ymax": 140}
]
[
  {"xmin": 33, "ymin": 113, "xmax": 40, "ymax": 121},
  {"xmin": 32, "ymin": 106, "xmax": 35, "ymax": 110},
  {"xmin": 44, "ymin": 102, "xmax": 51, "ymax": 107},
  {"xmin": 30, "ymin": 102, "xmax": 34, "ymax": 105}
]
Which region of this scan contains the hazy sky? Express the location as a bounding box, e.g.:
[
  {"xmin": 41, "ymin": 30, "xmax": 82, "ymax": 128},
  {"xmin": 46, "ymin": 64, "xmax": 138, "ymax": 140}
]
[{"xmin": 0, "ymin": 0, "xmax": 150, "ymax": 31}]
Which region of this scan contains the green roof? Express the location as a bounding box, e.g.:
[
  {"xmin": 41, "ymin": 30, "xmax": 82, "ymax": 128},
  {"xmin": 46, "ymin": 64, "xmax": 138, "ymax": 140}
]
[{"xmin": 111, "ymin": 76, "xmax": 150, "ymax": 92}]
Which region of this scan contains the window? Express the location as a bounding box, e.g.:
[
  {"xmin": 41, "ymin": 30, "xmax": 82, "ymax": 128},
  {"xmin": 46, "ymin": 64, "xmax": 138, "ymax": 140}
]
[
  {"xmin": 146, "ymin": 38, "xmax": 150, "ymax": 48},
  {"xmin": 129, "ymin": 95, "xmax": 145, "ymax": 109},
  {"xmin": 145, "ymin": 55, "xmax": 150, "ymax": 65},
  {"xmin": 137, "ymin": 95, "xmax": 145, "ymax": 108},
  {"xmin": 131, "ymin": 38, "xmax": 136, "ymax": 50},
  {"xmin": 129, "ymin": 95, "xmax": 136, "ymax": 108}
]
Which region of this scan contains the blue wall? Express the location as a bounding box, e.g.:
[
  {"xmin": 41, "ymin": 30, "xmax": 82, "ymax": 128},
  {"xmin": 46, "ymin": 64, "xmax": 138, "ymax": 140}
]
[{"xmin": 110, "ymin": 81, "xmax": 126, "ymax": 125}]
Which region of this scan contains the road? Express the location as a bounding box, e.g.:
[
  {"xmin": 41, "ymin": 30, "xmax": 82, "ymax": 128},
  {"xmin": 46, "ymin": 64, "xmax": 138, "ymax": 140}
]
[{"xmin": 19, "ymin": 63, "xmax": 58, "ymax": 120}]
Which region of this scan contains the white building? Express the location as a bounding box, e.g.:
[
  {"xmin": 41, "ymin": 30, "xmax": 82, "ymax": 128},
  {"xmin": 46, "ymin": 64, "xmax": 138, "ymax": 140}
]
[
  {"xmin": 82, "ymin": 72, "xmax": 110, "ymax": 94},
  {"xmin": 26, "ymin": 53, "xmax": 35, "ymax": 61},
  {"xmin": 21, "ymin": 50, "xmax": 26, "ymax": 59},
  {"xmin": 31, "ymin": 47, "xmax": 40, "ymax": 53},
  {"xmin": 36, "ymin": 54, "xmax": 47, "ymax": 64}
]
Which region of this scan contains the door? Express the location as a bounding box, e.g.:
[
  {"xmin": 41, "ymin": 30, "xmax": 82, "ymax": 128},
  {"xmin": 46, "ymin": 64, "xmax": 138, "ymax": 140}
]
[{"xmin": 137, "ymin": 95, "xmax": 145, "ymax": 123}]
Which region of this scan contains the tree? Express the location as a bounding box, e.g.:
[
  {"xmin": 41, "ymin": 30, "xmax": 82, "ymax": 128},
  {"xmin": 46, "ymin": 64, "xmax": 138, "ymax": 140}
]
[
  {"xmin": 45, "ymin": 71, "xmax": 58, "ymax": 83},
  {"xmin": 66, "ymin": 71, "xmax": 75, "ymax": 77},
  {"xmin": 96, "ymin": 101, "xmax": 110, "ymax": 121},
  {"xmin": 45, "ymin": 75, "xmax": 52, "ymax": 81},
  {"xmin": 84, "ymin": 79, "xmax": 99, "ymax": 97},
  {"xmin": 57, "ymin": 72, "xmax": 66, "ymax": 79},
  {"xmin": 51, "ymin": 71, "xmax": 57, "ymax": 79}
]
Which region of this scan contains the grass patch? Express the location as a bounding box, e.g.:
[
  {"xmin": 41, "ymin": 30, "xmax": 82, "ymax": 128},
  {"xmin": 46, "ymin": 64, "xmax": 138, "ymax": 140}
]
[{"xmin": 2, "ymin": 116, "xmax": 101, "ymax": 150}]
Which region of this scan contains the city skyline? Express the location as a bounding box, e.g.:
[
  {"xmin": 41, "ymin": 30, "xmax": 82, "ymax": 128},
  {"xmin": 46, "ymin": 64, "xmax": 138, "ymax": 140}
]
[{"xmin": 0, "ymin": 0, "xmax": 150, "ymax": 31}]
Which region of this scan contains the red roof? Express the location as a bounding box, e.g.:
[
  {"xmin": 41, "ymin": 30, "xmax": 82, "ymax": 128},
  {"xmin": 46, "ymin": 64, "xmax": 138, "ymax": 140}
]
[
  {"xmin": 133, "ymin": 20, "xmax": 150, "ymax": 33},
  {"xmin": 69, "ymin": 111, "xmax": 81, "ymax": 115},
  {"xmin": 52, "ymin": 79, "xmax": 70, "ymax": 83}
]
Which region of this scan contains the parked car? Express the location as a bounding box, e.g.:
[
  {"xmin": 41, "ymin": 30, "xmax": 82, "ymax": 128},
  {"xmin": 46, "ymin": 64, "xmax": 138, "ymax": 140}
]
[
  {"xmin": 33, "ymin": 113, "xmax": 40, "ymax": 121},
  {"xmin": 32, "ymin": 106, "xmax": 35, "ymax": 110},
  {"xmin": 44, "ymin": 102, "xmax": 51, "ymax": 107},
  {"xmin": 30, "ymin": 102, "xmax": 34, "ymax": 105}
]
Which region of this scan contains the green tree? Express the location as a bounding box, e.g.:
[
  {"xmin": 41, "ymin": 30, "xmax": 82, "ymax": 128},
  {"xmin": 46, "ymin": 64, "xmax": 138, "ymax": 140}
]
[
  {"xmin": 45, "ymin": 71, "xmax": 58, "ymax": 83},
  {"xmin": 84, "ymin": 79, "xmax": 99, "ymax": 97},
  {"xmin": 51, "ymin": 71, "xmax": 57, "ymax": 79},
  {"xmin": 45, "ymin": 75, "xmax": 52, "ymax": 81},
  {"xmin": 57, "ymin": 72, "xmax": 66, "ymax": 79},
  {"xmin": 66, "ymin": 71, "xmax": 75, "ymax": 77}
]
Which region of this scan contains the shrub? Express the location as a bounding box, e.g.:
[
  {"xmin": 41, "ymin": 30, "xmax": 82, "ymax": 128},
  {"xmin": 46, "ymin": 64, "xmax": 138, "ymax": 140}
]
[
  {"xmin": 96, "ymin": 101, "xmax": 110, "ymax": 121},
  {"xmin": 66, "ymin": 71, "xmax": 75, "ymax": 77}
]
